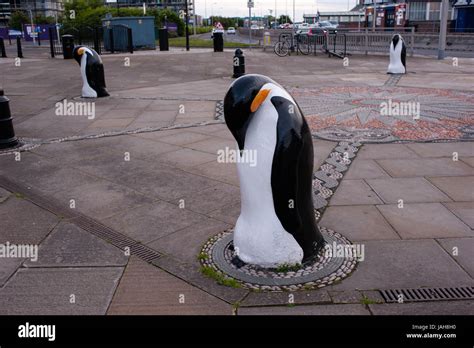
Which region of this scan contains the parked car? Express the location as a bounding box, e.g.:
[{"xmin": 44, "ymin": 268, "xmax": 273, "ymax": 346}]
[
  {"xmin": 278, "ymin": 23, "xmax": 292, "ymax": 29},
  {"xmin": 250, "ymin": 25, "xmax": 259, "ymax": 30},
  {"xmin": 329, "ymin": 20, "xmax": 339, "ymax": 28},
  {"xmin": 8, "ymin": 30, "xmax": 23, "ymax": 38},
  {"xmin": 227, "ymin": 27, "xmax": 236, "ymax": 35},
  {"xmin": 319, "ymin": 21, "xmax": 338, "ymax": 30}
]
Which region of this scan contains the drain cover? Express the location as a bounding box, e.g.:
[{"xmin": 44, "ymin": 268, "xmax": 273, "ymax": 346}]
[{"xmin": 380, "ymin": 287, "xmax": 474, "ymax": 303}]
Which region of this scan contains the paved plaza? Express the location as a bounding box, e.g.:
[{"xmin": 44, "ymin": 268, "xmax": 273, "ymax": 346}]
[{"xmin": 0, "ymin": 48, "xmax": 473, "ymax": 315}]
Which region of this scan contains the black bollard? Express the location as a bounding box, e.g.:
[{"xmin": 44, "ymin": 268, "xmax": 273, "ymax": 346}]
[
  {"xmin": 158, "ymin": 28, "xmax": 169, "ymax": 51},
  {"xmin": 16, "ymin": 37, "xmax": 23, "ymax": 58},
  {"xmin": 62, "ymin": 35, "xmax": 74, "ymax": 59},
  {"xmin": 0, "ymin": 90, "xmax": 19, "ymax": 149},
  {"xmin": 213, "ymin": 32, "xmax": 224, "ymax": 52},
  {"xmin": 232, "ymin": 49, "xmax": 245, "ymax": 78},
  {"xmin": 0, "ymin": 38, "xmax": 6, "ymax": 58}
]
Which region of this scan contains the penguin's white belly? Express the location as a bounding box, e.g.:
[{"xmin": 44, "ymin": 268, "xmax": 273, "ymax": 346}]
[
  {"xmin": 80, "ymin": 55, "xmax": 98, "ymax": 98},
  {"xmin": 233, "ymin": 99, "xmax": 303, "ymax": 267},
  {"xmin": 388, "ymin": 43, "xmax": 405, "ymax": 74}
]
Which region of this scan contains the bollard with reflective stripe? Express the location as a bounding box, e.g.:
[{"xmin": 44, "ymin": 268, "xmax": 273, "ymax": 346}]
[{"xmin": 0, "ymin": 90, "xmax": 19, "ymax": 149}]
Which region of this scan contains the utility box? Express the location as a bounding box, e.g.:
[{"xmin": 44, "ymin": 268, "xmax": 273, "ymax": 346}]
[{"xmin": 102, "ymin": 16, "xmax": 156, "ymax": 50}]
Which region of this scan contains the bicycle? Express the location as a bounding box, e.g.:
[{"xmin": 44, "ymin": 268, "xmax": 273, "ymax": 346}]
[{"xmin": 274, "ymin": 32, "xmax": 311, "ymax": 57}]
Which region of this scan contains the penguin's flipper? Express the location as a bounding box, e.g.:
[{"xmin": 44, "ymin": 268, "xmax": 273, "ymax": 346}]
[
  {"xmin": 86, "ymin": 60, "xmax": 109, "ymax": 97},
  {"xmin": 401, "ymin": 43, "xmax": 407, "ymax": 71},
  {"xmin": 270, "ymin": 96, "xmax": 323, "ymax": 260}
]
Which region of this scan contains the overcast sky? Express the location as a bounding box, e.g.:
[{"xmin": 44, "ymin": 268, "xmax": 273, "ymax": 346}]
[{"xmin": 195, "ymin": 0, "xmax": 359, "ymax": 21}]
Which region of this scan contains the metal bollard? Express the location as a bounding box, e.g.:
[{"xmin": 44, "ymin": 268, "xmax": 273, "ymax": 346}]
[
  {"xmin": 263, "ymin": 31, "xmax": 271, "ymax": 51},
  {"xmin": 0, "ymin": 38, "xmax": 6, "ymax": 58},
  {"xmin": 16, "ymin": 37, "xmax": 23, "ymax": 58},
  {"xmin": 0, "ymin": 90, "xmax": 19, "ymax": 149},
  {"xmin": 232, "ymin": 49, "xmax": 245, "ymax": 78}
]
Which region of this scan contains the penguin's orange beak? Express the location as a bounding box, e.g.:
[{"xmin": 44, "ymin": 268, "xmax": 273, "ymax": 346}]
[
  {"xmin": 77, "ymin": 47, "xmax": 86, "ymax": 55},
  {"xmin": 250, "ymin": 89, "xmax": 271, "ymax": 113}
]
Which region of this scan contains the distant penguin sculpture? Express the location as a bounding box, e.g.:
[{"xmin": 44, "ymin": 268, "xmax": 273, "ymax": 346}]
[
  {"xmin": 224, "ymin": 74, "xmax": 325, "ymax": 267},
  {"xmin": 388, "ymin": 34, "xmax": 407, "ymax": 74},
  {"xmin": 73, "ymin": 46, "xmax": 109, "ymax": 98}
]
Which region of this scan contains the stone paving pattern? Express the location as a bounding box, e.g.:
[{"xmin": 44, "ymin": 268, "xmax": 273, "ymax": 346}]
[{"xmin": 0, "ymin": 49, "xmax": 473, "ymax": 315}]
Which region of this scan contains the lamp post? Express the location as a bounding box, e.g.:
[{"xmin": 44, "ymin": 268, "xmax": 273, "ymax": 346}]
[
  {"xmin": 185, "ymin": 0, "xmax": 190, "ymax": 51},
  {"xmin": 438, "ymin": 0, "xmax": 450, "ymax": 60}
]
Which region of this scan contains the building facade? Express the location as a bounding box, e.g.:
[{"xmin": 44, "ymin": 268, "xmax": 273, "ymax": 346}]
[{"xmin": 303, "ymin": 12, "xmax": 366, "ymax": 29}]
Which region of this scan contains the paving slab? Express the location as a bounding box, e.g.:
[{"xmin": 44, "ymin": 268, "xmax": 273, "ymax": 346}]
[
  {"xmin": 24, "ymin": 221, "xmax": 128, "ymax": 268},
  {"xmin": 376, "ymin": 158, "xmax": 473, "ymax": 178},
  {"xmin": 344, "ymin": 159, "xmax": 390, "ymax": 180},
  {"xmin": 0, "ymin": 196, "xmax": 59, "ymax": 245},
  {"xmin": 103, "ymin": 200, "xmax": 208, "ymax": 244},
  {"xmin": 377, "ymin": 203, "xmax": 473, "ymax": 239},
  {"xmin": 0, "ymin": 267, "xmax": 124, "ymax": 315},
  {"xmin": 184, "ymin": 137, "xmax": 237, "ymax": 155},
  {"xmin": 186, "ymin": 160, "xmax": 239, "ymax": 187},
  {"xmin": 427, "ymin": 176, "xmax": 474, "ymax": 201},
  {"xmin": 313, "ymin": 140, "xmax": 337, "ymax": 170},
  {"xmin": 443, "ymin": 202, "xmax": 474, "ymax": 229},
  {"xmin": 437, "ymin": 238, "xmax": 474, "ymax": 278},
  {"xmin": 238, "ymin": 304, "xmax": 370, "ymax": 315},
  {"xmin": 366, "ymin": 177, "xmax": 452, "ymax": 204},
  {"xmin": 208, "ymin": 201, "xmax": 241, "ymax": 225},
  {"xmin": 406, "ymin": 142, "xmax": 474, "ymax": 158},
  {"xmin": 240, "ymin": 290, "xmax": 332, "ymax": 307},
  {"xmin": 0, "ymin": 257, "xmax": 24, "ymax": 287},
  {"xmin": 0, "ymin": 187, "xmax": 11, "ymax": 203},
  {"xmin": 154, "ymin": 148, "xmax": 216, "ymax": 169},
  {"xmin": 320, "ymin": 205, "xmax": 400, "ymax": 241},
  {"xmin": 369, "ymin": 301, "xmax": 474, "ymax": 315},
  {"xmin": 108, "ymin": 257, "xmax": 232, "ymax": 315},
  {"xmin": 149, "ymin": 131, "xmax": 212, "ymax": 146},
  {"xmin": 326, "ymin": 239, "xmax": 474, "ymax": 291},
  {"xmin": 329, "ymin": 180, "xmax": 383, "ymax": 206},
  {"xmin": 178, "ymin": 182, "xmax": 239, "ymax": 214},
  {"xmin": 461, "ymin": 157, "xmax": 474, "ymax": 168},
  {"xmin": 357, "ymin": 144, "xmax": 419, "ymax": 160},
  {"xmin": 328, "ymin": 290, "xmax": 364, "ymax": 304}
]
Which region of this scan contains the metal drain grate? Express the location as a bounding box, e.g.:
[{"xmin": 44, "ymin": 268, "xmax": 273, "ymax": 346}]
[
  {"xmin": 380, "ymin": 287, "xmax": 474, "ymax": 303},
  {"xmin": 0, "ymin": 175, "xmax": 162, "ymax": 264}
]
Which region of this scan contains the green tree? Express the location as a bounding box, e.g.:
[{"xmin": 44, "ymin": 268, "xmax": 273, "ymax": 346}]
[
  {"xmin": 278, "ymin": 15, "xmax": 292, "ymax": 24},
  {"xmin": 9, "ymin": 11, "xmax": 29, "ymax": 30}
]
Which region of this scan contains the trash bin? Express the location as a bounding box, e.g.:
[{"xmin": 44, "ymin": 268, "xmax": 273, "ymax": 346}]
[
  {"xmin": 213, "ymin": 32, "xmax": 224, "ymax": 52},
  {"xmin": 62, "ymin": 35, "xmax": 75, "ymax": 59},
  {"xmin": 158, "ymin": 28, "xmax": 169, "ymax": 51},
  {"xmin": 0, "ymin": 90, "xmax": 19, "ymax": 149}
]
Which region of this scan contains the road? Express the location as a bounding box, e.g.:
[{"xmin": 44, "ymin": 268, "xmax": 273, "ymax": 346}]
[{"xmin": 193, "ymin": 31, "xmax": 260, "ymax": 45}]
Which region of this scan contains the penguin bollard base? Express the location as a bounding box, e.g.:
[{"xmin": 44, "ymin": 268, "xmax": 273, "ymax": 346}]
[
  {"xmin": 73, "ymin": 46, "xmax": 110, "ymax": 98},
  {"xmin": 0, "ymin": 90, "xmax": 19, "ymax": 149},
  {"xmin": 232, "ymin": 49, "xmax": 245, "ymax": 78},
  {"xmin": 388, "ymin": 34, "xmax": 407, "ymax": 74},
  {"xmin": 224, "ymin": 74, "xmax": 325, "ymax": 267}
]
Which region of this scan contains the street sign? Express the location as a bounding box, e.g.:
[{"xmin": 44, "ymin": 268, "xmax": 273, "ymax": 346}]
[{"xmin": 248, "ymin": 1, "xmax": 254, "ymax": 8}]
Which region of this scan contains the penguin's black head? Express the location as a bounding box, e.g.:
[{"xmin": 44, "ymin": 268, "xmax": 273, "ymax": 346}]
[
  {"xmin": 224, "ymin": 74, "xmax": 278, "ymax": 151},
  {"xmin": 73, "ymin": 46, "xmax": 101, "ymax": 65},
  {"xmin": 392, "ymin": 34, "xmax": 401, "ymax": 49}
]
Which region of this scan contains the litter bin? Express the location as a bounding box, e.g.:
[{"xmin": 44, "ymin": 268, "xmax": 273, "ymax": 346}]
[
  {"xmin": 158, "ymin": 28, "xmax": 169, "ymax": 51},
  {"xmin": 213, "ymin": 32, "xmax": 224, "ymax": 52},
  {"xmin": 62, "ymin": 35, "xmax": 75, "ymax": 59}
]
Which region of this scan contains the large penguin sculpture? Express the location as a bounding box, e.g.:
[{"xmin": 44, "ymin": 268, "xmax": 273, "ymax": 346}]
[
  {"xmin": 224, "ymin": 74, "xmax": 325, "ymax": 267},
  {"xmin": 73, "ymin": 46, "xmax": 109, "ymax": 98},
  {"xmin": 387, "ymin": 34, "xmax": 407, "ymax": 74}
]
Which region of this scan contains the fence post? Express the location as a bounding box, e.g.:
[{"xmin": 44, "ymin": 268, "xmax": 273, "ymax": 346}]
[
  {"xmin": 37, "ymin": 32, "xmax": 41, "ymax": 46},
  {"xmin": 364, "ymin": 28, "xmax": 368, "ymax": 55},
  {"xmin": 0, "ymin": 38, "xmax": 6, "ymax": 58},
  {"xmin": 16, "ymin": 37, "xmax": 23, "ymax": 58},
  {"xmin": 127, "ymin": 27, "xmax": 133, "ymax": 54},
  {"xmin": 410, "ymin": 27, "xmax": 415, "ymax": 57},
  {"xmin": 49, "ymin": 27, "xmax": 55, "ymax": 58},
  {"xmin": 109, "ymin": 28, "xmax": 114, "ymax": 54}
]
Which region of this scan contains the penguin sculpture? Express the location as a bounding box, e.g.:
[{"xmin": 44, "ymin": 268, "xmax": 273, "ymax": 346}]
[
  {"xmin": 73, "ymin": 46, "xmax": 109, "ymax": 98},
  {"xmin": 224, "ymin": 74, "xmax": 325, "ymax": 267},
  {"xmin": 387, "ymin": 34, "xmax": 407, "ymax": 74}
]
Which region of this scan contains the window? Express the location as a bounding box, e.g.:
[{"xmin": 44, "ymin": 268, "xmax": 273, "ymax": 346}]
[
  {"xmin": 408, "ymin": 2, "xmax": 427, "ymax": 21},
  {"xmin": 429, "ymin": 2, "xmax": 440, "ymax": 21}
]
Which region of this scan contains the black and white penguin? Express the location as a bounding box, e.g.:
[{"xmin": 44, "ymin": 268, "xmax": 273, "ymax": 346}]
[
  {"xmin": 224, "ymin": 74, "xmax": 325, "ymax": 267},
  {"xmin": 73, "ymin": 46, "xmax": 109, "ymax": 98},
  {"xmin": 387, "ymin": 34, "xmax": 406, "ymax": 74}
]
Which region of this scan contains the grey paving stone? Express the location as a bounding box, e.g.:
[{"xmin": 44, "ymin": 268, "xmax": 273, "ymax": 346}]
[
  {"xmin": 0, "ymin": 187, "xmax": 11, "ymax": 203},
  {"xmin": 238, "ymin": 304, "xmax": 370, "ymax": 315},
  {"xmin": 147, "ymin": 217, "xmax": 230, "ymax": 263},
  {"xmin": 344, "ymin": 159, "xmax": 390, "ymax": 180},
  {"xmin": 179, "ymin": 183, "xmax": 239, "ymax": 214},
  {"xmin": 357, "ymin": 144, "xmax": 419, "ymax": 160},
  {"xmin": 320, "ymin": 205, "xmax": 400, "ymax": 241},
  {"xmin": 437, "ymin": 238, "xmax": 474, "ymax": 278},
  {"xmin": 0, "ymin": 196, "xmax": 59, "ymax": 244},
  {"xmin": 152, "ymin": 131, "xmax": 212, "ymax": 146},
  {"xmin": 187, "ymin": 160, "xmax": 239, "ymax": 187},
  {"xmin": 376, "ymin": 158, "xmax": 473, "ymax": 178},
  {"xmin": 361, "ymin": 290, "xmax": 385, "ymax": 304},
  {"xmin": 0, "ymin": 267, "xmax": 124, "ymax": 315},
  {"xmin": 329, "ymin": 290, "xmax": 364, "ymax": 304},
  {"xmin": 241, "ymin": 290, "xmax": 331, "ymax": 307},
  {"xmin": 154, "ymin": 148, "xmax": 216, "ymax": 169},
  {"xmin": 326, "ymin": 239, "xmax": 474, "ymax": 291},
  {"xmin": 369, "ymin": 301, "xmax": 474, "ymax": 315},
  {"xmin": 461, "ymin": 157, "xmax": 474, "ymax": 168},
  {"xmin": 0, "ymin": 257, "xmax": 24, "ymax": 287},
  {"xmin": 208, "ymin": 201, "xmax": 241, "ymax": 225},
  {"xmin": 103, "ymin": 200, "xmax": 208, "ymax": 244},
  {"xmin": 443, "ymin": 202, "xmax": 474, "ymax": 229},
  {"xmin": 406, "ymin": 142, "xmax": 474, "ymax": 158},
  {"xmin": 427, "ymin": 176, "xmax": 474, "ymax": 201},
  {"xmin": 366, "ymin": 177, "xmax": 452, "ymax": 204},
  {"xmin": 329, "ymin": 180, "xmax": 383, "ymax": 206},
  {"xmin": 313, "ymin": 140, "xmax": 337, "ymax": 170},
  {"xmin": 24, "ymin": 221, "xmax": 128, "ymax": 268},
  {"xmin": 108, "ymin": 257, "xmax": 232, "ymax": 315},
  {"xmin": 184, "ymin": 138, "xmax": 237, "ymax": 155},
  {"xmin": 377, "ymin": 203, "xmax": 473, "ymax": 239},
  {"xmin": 51, "ymin": 179, "xmax": 155, "ymax": 220}
]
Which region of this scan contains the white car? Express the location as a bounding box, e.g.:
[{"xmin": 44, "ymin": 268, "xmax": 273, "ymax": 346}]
[
  {"xmin": 250, "ymin": 25, "xmax": 259, "ymax": 30},
  {"xmin": 227, "ymin": 27, "xmax": 236, "ymax": 35}
]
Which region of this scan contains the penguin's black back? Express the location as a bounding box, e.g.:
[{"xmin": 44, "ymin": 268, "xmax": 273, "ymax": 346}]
[
  {"xmin": 270, "ymin": 96, "xmax": 324, "ymax": 261},
  {"xmin": 85, "ymin": 51, "xmax": 109, "ymax": 97}
]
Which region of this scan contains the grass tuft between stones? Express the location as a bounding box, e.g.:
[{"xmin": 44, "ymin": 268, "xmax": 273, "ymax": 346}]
[{"xmin": 200, "ymin": 266, "xmax": 241, "ymax": 288}]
